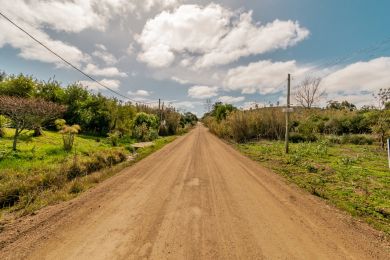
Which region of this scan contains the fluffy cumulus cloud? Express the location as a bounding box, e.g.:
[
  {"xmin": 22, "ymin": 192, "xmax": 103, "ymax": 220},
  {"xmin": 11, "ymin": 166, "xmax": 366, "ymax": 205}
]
[
  {"xmin": 223, "ymin": 60, "xmax": 310, "ymax": 94},
  {"xmin": 322, "ymin": 57, "xmax": 390, "ymax": 93},
  {"xmin": 319, "ymin": 57, "xmax": 390, "ymax": 107},
  {"xmin": 188, "ymin": 86, "xmax": 219, "ymax": 99},
  {"xmin": 0, "ymin": 0, "xmax": 180, "ymax": 68},
  {"xmin": 217, "ymin": 96, "xmax": 245, "ymax": 103},
  {"xmin": 79, "ymin": 79, "xmax": 120, "ymax": 90},
  {"xmin": 83, "ymin": 63, "xmax": 127, "ymax": 77},
  {"xmin": 137, "ymin": 4, "xmax": 309, "ymax": 68}
]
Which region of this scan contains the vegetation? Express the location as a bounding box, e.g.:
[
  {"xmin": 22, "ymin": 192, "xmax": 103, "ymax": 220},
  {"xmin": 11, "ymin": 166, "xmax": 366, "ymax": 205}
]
[
  {"xmin": 0, "ymin": 73, "xmax": 198, "ymax": 139},
  {"xmin": 0, "ymin": 128, "xmax": 176, "ymax": 215},
  {"xmin": 0, "ymin": 72, "xmax": 198, "ymax": 216},
  {"xmin": 0, "ymin": 96, "xmax": 65, "ymax": 150},
  {"xmin": 203, "ymin": 89, "xmax": 390, "ymax": 234}
]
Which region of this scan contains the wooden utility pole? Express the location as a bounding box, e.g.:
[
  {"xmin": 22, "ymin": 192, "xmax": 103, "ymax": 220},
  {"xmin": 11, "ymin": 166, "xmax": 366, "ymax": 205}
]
[
  {"xmin": 158, "ymin": 99, "xmax": 162, "ymax": 122},
  {"xmin": 285, "ymin": 74, "xmax": 291, "ymax": 154}
]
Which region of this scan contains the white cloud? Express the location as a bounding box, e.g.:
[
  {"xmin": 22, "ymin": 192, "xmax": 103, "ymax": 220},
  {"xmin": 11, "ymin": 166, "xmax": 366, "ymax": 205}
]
[
  {"xmin": 79, "ymin": 79, "xmax": 120, "ymax": 90},
  {"xmin": 188, "ymin": 86, "xmax": 219, "ymax": 99},
  {"xmin": 143, "ymin": 0, "xmax": 182, "ymax": 11},
  {"xmin": 128, "ymin": 89, "xmax": 150, "ymax": 97},
  {"xmin": 137, "ymin": 44, "xmax": 175, "ymax": 67},
  {"xmin": 137, "ymin": 4, "xmax": 309, "ymax": 69},
  {"xmin": 223, "ymin": 60, "xmax": 310, "ymax": 94},
  {"xmin": 92, "ymin": 44, "xmax": 118, "ymax": 65},
  {"xmin": 84, "ymin": 63, "xmax": 127, "ymax": 77},
  {"xmin": 173, "ymin": 101, "xmax": 197, "ymax": 109},
  {"xmin": 322, "ymin": 57, "xmax": 390, "ymax": 93},
  {"xmin": 317, "ymin": 57, "xmax": 390, "ymax": 107},
  {"xmin": 217, "ymin": 96, "xmax": 245, "ymax": 104},
  {"xmin": 0, "ymin": 18, "xmax": 89, "ymax": 67}
]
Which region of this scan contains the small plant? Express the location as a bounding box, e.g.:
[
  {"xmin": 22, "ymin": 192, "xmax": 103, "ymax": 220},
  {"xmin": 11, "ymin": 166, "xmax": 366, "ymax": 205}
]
[
  {"xmin": 108, "ymin": 131, "xmax": 121, "ymax": 146},
  {"xmin": 340, "ymin": 156, "xmax": 357, "ymax": 166},
  {"xmin": 56, "ymin": 119, "xmax": 81, "ymax": 152}
]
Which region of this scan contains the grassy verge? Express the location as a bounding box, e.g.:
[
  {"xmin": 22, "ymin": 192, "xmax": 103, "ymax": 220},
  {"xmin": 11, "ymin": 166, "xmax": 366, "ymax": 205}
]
[
  {"xmin": 235, "ymin": 140, "xmax": 390, "ymax": 235},
  {"xmin": 0, "ymin": 128, "xmax": 177, "ymax": 219}
]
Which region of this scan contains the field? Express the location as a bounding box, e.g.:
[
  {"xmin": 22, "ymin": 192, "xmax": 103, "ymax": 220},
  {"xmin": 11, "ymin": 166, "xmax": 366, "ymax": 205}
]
[
  {"xmin": 235, "ymin": 139, "xmax": 390, "ymax": 234},
  {"xmin": 0, "ymin": 128, "xmax": 176, "ymax": 218}
]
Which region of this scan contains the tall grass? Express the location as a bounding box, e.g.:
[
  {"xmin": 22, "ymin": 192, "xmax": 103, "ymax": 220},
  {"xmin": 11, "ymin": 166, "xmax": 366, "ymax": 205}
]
[{"xmin": 204, "ymin": 108, "xmax": 285, "ymax": 142}]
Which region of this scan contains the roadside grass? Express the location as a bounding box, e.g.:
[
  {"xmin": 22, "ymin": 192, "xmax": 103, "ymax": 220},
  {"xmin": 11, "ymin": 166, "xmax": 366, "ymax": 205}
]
[
  {"xmin": 0, "ymin": 128, "xmax": 177, "ymax": 220},
  {"xmin": 235, "ymin": 140, "xmax": 390, "ymax": 235}
]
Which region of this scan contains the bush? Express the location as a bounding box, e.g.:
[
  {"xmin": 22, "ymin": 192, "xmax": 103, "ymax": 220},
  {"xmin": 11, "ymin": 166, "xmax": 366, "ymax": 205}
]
[
  {"xmin": 289, "ymin": 133, "xmax": 306, "ymax": 143},
  {"xmin": 108, "ymin": 131, "xmax": 121, "ymax": 146},
  {"xmin": 341, "ymin": 135, "xmax": 374, "ymax": 145}
]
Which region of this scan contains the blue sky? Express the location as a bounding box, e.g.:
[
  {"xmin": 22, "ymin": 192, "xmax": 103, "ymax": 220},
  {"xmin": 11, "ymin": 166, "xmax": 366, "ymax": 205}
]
[{"xmin": 1, "ymin": 0, "xmax": 390, "ymax": 115}]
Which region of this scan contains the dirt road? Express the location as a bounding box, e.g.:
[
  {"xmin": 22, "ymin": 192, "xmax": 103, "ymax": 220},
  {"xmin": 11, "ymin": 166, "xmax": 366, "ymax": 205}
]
[{"xmin": 0, "ymin": 125, "xmax": 388, "ymax": 259}]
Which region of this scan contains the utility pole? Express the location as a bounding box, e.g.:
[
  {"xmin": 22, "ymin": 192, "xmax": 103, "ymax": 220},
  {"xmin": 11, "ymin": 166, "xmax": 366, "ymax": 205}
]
[
  {"xmin": 285, "ymin": 74, "xmax": 291, "ymax": 154},
  {"xmin": 158, "ymin": 99, "xmax": 162, "ymax": 122}
]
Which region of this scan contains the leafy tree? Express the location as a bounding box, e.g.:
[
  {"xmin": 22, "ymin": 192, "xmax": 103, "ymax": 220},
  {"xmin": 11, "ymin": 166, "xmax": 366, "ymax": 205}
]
[
  {"xmin": 180, "ymin": 112, "xmax": 198, "ymax": 127},
  {"xmin": 0, "ymin": 74, "xmax": 37, "ymax": 97},
  {"xmin": 327, "ymin": 100, "xmax": 356, "ymax": 111},
  {"xmin": 134, "ymin": 112, "xmax": 158, "ymax": 129},
  {"xmin": 0, "ymin": 96, "xmax": 65, "ymax": 150},
  {"xmin": 35, "ymin": 79, "xmax": 65, "ymax": 103},
  {"xmin": 370, "ymin": 110, "xmax": 390, "ymax": 149},
  {"xmin": 212, "ymin": 102, "xmax": 236, "ymax": 121}
]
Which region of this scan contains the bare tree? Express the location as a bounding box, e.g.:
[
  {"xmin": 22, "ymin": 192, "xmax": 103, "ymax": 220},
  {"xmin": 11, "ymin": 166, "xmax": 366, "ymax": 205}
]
[
  {"xmin": 0, "ymin": 96, "xmax": 66, "ymax": 150},
  {"xmin": 373, "ymin": 87, "xmax": 390, "ymax": 109},
  {"xmin": 295, "ymin": 77, "xmax": 325, "ymax": 109}
]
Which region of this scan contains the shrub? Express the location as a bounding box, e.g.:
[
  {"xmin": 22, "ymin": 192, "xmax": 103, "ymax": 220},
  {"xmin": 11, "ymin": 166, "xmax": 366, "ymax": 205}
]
[
  {"xmin": 108, "ymin": 131, "xmax": 121, "ymax": 146},
  {"xmin": 341, "ymin": 135, "xmax": 374, "ymax": 145},
  {"xmin": 289, "ymin": 133, "xmax": 306, "ymax": 143}
]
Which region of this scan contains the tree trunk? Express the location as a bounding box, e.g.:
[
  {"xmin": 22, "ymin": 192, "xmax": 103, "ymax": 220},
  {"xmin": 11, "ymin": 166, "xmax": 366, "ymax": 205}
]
[
  {"xmin": 13, "ymin": 128, "xmax": 20, "ymax": 151},
  {"xmin": 33, "ymin": 126, "xmax": 43, "ymax": 137}
]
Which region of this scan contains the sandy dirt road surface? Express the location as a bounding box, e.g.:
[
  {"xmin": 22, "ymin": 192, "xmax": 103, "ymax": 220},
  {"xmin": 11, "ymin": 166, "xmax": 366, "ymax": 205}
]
[{"xmin": 0, "ymin": 125, "xmax": 388, "ymax": 259}]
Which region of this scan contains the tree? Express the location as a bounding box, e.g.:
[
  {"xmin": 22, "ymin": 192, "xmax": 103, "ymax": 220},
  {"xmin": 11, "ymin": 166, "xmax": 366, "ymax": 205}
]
[
  {"xmin": 0, "ymin": 74, "xmax": 37, "ymax": 97},
  {"xmin": 327, "ymin": 100, "xmax": 356, "ymax": 111},
  {"xmin": 295, "ymin": 77, "xmax": 325, "ymax": 108},
  {"xmin": 212, "ymin": 102, "xmax": 236, "ymax": 121},
  {"xmin": 370, "ymin": 110, "xmax": 390, "ymax": 149},
  {"xmin": 373, "ymin": 88, "xmax": 390, "ymax": 109},
  {"xmin": 0, "ymin": 96, "xmax": 65, "ymax": 150}
]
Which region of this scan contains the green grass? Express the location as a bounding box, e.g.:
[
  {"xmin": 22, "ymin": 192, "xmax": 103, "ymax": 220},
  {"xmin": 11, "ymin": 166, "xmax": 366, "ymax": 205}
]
[
  {"xmin": 0, "ymin": 128, "xmax": 177, "ymax": 219},
  {"xmin": 235, "ymin": 139, "xmax": 390, "ymax": 235}
]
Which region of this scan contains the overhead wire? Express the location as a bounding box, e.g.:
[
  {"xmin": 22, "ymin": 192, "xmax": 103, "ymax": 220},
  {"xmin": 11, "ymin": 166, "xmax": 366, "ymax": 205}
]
[{"xmin": 0, "ymin": 11, "xmax": 158, "ymax": 106}]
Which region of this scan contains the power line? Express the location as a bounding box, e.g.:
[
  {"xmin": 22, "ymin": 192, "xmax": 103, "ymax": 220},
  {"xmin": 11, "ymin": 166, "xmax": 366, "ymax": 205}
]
[{"xmin": 0, "ymin": 11, "xmax": 157, "ymax": 105}]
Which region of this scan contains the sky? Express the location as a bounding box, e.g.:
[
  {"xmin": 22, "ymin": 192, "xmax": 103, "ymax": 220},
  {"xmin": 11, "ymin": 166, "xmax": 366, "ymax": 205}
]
[{"xmin": 1, "ymin": 0, "xmax": 390, "ymax": 116}]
